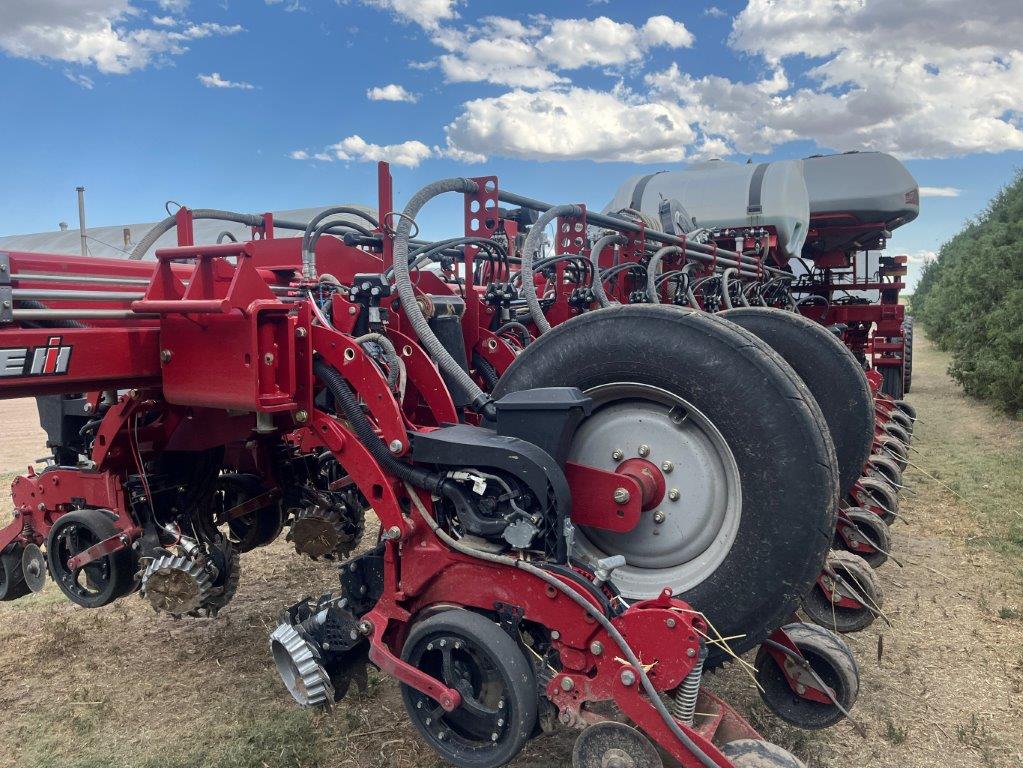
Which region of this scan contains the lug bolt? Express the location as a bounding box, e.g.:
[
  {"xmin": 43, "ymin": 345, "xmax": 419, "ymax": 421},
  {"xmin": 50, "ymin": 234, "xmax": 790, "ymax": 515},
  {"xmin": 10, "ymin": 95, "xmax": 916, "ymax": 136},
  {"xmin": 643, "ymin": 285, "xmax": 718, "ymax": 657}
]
[
  {"xmin": 613, "ymin": 487, "xmax": 631, "ymax": 505},
  {"xmin": 638, "ymin": 444, "xmax": 650, "ymax": 457},
  {"xmin": 652, "ymin": 511, "xmax": 666, "ymax": 524},
  {"xmin": 668, "ymin": 488, "xmax": 680, "ymax": 501},
  {"xmin": 661, "ymin": 460, "xmax": 674, "ymax": 473},
  {"xmin": 620, "ymin": 669, "xmax": 636, "ymax": 686}
]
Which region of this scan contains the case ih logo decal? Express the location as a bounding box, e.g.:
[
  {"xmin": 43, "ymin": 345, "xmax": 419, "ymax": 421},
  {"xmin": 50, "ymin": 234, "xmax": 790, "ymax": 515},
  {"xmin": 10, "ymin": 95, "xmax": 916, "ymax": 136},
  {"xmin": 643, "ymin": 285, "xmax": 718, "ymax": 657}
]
[{"xmin": 0, "ymin": 337, "xmax": 72, "ymax": 377}]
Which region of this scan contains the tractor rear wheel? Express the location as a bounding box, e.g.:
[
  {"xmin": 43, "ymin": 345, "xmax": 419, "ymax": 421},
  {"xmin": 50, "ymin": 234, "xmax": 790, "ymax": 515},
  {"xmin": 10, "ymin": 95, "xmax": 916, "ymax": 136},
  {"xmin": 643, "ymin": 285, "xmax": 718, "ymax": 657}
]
[
  {"xmin": 719, "ymin": 307, "xmax": 873, "ymax": 498},
  {"xmin": 493, "ymin": 305, "xmax": 838, "ymax": 662},
  {"xmin": 880, "ymin": 365, "xmax": 905, "ymax": 400}
]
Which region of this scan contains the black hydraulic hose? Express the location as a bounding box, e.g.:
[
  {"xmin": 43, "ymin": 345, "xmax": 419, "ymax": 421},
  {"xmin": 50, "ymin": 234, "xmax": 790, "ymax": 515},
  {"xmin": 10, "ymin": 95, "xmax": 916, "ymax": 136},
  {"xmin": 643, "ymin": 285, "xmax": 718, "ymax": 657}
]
[
  {"xmin": 13, "ymin": 300, "xmax": 87, "ymax": 328},
  {"xmin": 472, "ymin": 352, "xmax": 500, "ymax": 390},
  {"xmin": 306, "ymin": 219, "xmax": 374, "ymax": 270},
  {"xmin": 303, "ymin": 207, "xmax": 379, "ymax": 279},
  {"xmin": 313, "ymin": 360, "xmax": 442, "ymax": 493},
  {"xmin": 130, "ymin": 208, "xmax": 276, "ymax": 259}
]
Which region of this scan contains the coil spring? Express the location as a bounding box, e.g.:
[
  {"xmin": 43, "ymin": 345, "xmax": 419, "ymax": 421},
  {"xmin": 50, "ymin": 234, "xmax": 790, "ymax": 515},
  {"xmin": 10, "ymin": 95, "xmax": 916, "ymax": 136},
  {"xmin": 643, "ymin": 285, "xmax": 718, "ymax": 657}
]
[{"xmin": 671, "ymin": 644, "xmax": 707, "ymax": 726}]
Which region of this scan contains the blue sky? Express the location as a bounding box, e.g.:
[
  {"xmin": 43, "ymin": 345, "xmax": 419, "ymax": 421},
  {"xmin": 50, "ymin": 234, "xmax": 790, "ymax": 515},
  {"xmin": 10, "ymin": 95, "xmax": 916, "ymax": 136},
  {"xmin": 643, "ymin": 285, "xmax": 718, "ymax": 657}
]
[{"xmin": 1, "ymin": 0, "xmax": 1021, "ymax": 289}]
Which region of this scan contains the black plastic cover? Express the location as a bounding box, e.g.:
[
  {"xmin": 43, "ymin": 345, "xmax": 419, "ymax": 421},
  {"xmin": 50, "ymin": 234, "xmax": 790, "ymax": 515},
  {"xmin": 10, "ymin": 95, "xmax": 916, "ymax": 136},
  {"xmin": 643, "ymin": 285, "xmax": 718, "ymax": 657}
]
[{"xmin": 492, "ymin": 387, "xmax": 592, "ymax": 465}]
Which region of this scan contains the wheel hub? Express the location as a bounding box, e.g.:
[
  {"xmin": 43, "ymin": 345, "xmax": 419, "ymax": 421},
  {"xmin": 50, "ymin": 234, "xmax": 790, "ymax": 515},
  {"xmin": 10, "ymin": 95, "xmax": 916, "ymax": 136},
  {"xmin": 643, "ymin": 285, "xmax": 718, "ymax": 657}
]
[{"xmin": 569, "ymin": 383, "xmax": 742, "ymax": 599}]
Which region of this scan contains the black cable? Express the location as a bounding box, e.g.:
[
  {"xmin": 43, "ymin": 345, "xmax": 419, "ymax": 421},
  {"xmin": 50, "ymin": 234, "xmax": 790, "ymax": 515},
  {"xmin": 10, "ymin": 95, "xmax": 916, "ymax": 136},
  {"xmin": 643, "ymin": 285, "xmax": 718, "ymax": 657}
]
[{"xmin": 313, "ymin": 360, "xmax": 442, "ymax": 492}]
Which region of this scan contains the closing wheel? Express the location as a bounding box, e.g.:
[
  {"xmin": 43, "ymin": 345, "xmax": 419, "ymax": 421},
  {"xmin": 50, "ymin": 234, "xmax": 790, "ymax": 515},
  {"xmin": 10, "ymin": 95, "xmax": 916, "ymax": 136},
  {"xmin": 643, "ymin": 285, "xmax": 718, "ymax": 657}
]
[
  {"xmin": 888, "ymin": 409, "xmax": 914, "ymax": 436},
  {"xmin": 493, "ymin": 305, "xmax": 838, "ymax": 663},
  {"xmin": 45, "ymin": 509, "xmax": 135, "ymax": 608},
  {"xmin": 876, "ymin": 436, "xmax": 908, "ymax": 471},
  {"xmin": 853, "ymin": 477, "xmax": 899, "ymax": 526},
  {"xmin": 719, "ymin": 307, "xmax": 874, "ymax": 497},
  {"xmin": 802, "ymin": 550, "xmax": 884, "ymax": 634},
  {"xmin": 836, "ymin": 507, "xmax": 891, "ymax": 569},
  {"xmin": 894, "ymin": 400, "xmax": 917, "ymax": 421},
  {"xmin": 882, "ymin": 421, "xmax": 911, "ymax": 446},
  {"xmin": 400, "ymin": 609, "xmax": 537, "ymax": 768},
  {"xmin": 720, "ymin": 739, "xmax": 806, "ymax": 768},
  {"xmin": 755, "ymin": 623, "xmax": 859, "ymax": 729},
  {"xmin": 866, "ymin": 454, "xmax": 903, "ymax": 490},
  {"xmin": 0, "ymin": 546, "xmax": 32, "ymax": 602},
  {"xmin": 572, "ymin": 722, "xmax": 663, "ymax": 768}
]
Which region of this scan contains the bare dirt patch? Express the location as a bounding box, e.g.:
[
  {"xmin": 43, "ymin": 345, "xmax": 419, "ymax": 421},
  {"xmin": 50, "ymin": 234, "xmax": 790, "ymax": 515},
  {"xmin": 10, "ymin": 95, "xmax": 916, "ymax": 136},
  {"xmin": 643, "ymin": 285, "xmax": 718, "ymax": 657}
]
[{"xmin": 1, "ymin": 334, "xmax": 1022, "ymax": 767}]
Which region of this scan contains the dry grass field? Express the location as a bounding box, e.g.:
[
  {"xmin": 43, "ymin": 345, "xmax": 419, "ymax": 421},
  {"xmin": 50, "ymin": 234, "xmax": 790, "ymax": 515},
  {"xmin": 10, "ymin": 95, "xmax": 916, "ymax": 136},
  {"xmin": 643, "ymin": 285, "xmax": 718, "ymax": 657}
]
[{"xmin": 1, "ymin": 332, "xmax": 1021, "ymax": 768}]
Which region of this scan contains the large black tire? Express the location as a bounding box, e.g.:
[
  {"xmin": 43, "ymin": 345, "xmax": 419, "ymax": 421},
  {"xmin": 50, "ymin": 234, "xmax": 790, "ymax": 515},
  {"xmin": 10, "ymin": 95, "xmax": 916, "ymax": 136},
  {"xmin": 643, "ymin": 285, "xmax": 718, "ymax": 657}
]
[
  {"xmin": 493, "ymin": 305, "xmax": 838, "ymax": 662},
  {"xmin": 903, "ymin": 319, "xmax": 914, "ymax": 394},
  {"xmin": 719, "ymin": 308, "xmax": 874, "ymax": 497},
  {"xmin": 880, "ymin": 364, "xmax": 905, "ymax": 400}
]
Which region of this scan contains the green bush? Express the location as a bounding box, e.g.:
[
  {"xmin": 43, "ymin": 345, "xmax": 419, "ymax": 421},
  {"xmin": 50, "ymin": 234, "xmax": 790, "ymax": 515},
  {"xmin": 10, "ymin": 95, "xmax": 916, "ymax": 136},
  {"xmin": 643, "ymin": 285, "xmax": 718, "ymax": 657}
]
[{"xmin": 912, "ymin": 170, "xmax": 1023, "ymax": 417}]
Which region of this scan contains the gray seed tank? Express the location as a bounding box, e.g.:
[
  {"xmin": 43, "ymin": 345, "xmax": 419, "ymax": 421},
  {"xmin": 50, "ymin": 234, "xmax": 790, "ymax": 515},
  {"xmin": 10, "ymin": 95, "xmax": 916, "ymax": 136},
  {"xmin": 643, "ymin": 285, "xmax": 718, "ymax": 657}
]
[{"xmin": 604, "ymin": 159, "xmax": 810, "ymax": 258}]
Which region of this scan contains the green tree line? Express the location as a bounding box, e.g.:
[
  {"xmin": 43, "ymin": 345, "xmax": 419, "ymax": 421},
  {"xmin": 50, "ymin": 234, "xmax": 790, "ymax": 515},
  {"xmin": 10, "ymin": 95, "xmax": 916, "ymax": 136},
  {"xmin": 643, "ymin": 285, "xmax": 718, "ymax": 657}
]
[{"xmin": 912, "ymin": 169, "xmax": 1023, "ymax": 417}]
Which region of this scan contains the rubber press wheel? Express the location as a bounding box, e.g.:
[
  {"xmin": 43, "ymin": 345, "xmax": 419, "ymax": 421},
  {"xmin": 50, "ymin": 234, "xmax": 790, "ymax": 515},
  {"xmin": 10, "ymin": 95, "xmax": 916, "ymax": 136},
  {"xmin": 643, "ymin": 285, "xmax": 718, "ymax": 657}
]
[
  {"xmin": 493, "ymin": 305, "xmax": 838, "ymax": 662},
  {"xmin": 0, "ymin": 546, "xmax": 32, "ymax": 602},
  {"xmin": 46, "ymin": 509, "xmax": 135, "ymax": 608},
  {"xmin": 719, "ymin": 307, "xmax": 874, "ymax": 498},
  {"xmin": 400, "ymin": 609, "xmax": 537, "ymax": 768}
]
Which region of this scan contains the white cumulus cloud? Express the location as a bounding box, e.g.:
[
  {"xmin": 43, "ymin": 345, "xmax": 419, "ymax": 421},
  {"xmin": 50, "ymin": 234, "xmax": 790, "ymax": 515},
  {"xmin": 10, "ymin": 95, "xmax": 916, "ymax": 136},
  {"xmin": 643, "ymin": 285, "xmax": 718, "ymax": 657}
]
[
  {"xmin": 366, "ymin": 83, "xmax": 419, "ymax": 102},
  {"xmin": 198, "ymin": 72, "xmax": 256, "ymax": 90},
  {"xmin": 330, "ymin": 135, "xmax": 435, "ymax": 168},
  {"xmin": 444, "ymin": 87, "xmax": 696, "ymax": 163},
  {"xmin": 360, "ymin": 0, "xmax": 460, "ymax": 30},
  {"xmin": 437, "ymin": 14, "xmax": 693, "ymax": 88},
  {"xmin": 0, "ymin": 1, "xmax": 243, "ymax": 74}
]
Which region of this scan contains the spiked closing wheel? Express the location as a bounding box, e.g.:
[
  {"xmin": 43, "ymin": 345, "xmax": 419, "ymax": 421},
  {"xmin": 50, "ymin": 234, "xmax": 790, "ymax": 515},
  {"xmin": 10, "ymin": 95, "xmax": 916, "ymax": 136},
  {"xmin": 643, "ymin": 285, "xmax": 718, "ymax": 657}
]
[
  {"xmin": 288, "ymin": 501, "xmax": 364, "ymax": 561},
  {"xmin": 141, "ymin": 554, "xmax": 213, "ymax": 616},
  {"xmin": 270, "ymin": 622, "xmax": 335, "ymax": 707}
]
